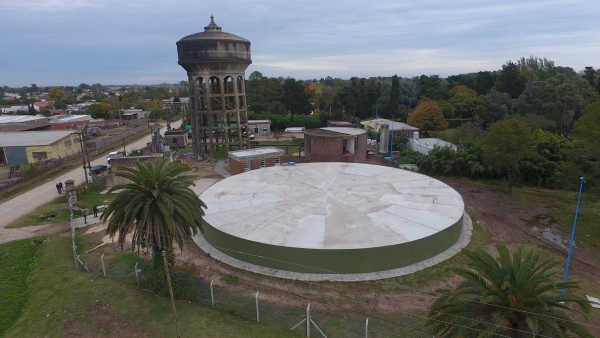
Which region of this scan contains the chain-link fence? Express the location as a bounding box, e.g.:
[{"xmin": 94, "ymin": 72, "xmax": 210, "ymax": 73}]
[{"xmin": 75, "ymin": 248, "xmax": 433, "ymax": 338}]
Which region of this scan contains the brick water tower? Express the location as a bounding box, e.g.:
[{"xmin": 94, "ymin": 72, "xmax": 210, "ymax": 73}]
[{"xmin": 176, "ymin": 16, "xmax": 251, "ymax": 159}]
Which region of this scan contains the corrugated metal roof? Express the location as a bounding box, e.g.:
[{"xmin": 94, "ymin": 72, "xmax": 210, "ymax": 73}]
[
  {"xmin": 0, "ymin": 131, "xmax": 78, "ymax": 147},
  {"xmin": 0, "ymin": 116, "xmax": 47, "ymax": 123}
]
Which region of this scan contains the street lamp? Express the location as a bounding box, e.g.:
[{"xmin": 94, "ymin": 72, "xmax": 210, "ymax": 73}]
[{"xmin": 562, "ymin": 176, "xmax": 585, "ymax": 295}]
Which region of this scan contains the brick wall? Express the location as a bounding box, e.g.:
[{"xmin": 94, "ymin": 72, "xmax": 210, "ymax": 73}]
[
  {"xmin": 229, "ymin": 155, "xmax": 281, "ymax": 175},
  {"xmin": 305, "ymin": 133, "xmax": 367, "ymax": 163}
]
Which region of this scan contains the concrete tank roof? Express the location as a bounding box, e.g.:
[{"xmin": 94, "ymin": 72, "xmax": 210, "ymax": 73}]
[{"xmin": 200, "ymin": 163, "xmax": 464, "ymax": 250}]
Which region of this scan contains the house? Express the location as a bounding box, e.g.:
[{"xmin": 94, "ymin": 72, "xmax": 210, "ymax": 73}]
[
  {"xmin": 0, "ymin": 131, "xmax": 81, "ymax": 164},
  {"xmin": 247, "ymin": 120, "xmax": 270, "ymax": 135},
  {"xmin": 361, "ymin": 118, "xmax": 419, "ymax": 139},
  {"xmin": 304, "ymin": 127, "xmax": 367, "ymax": 163},
  {"xmin": 228, "ymin": 146, "xmax": 284, "ymax": 175},
  {"xmin": 164, "ymin": 129, "xmax": 188, "ymax": 148}
]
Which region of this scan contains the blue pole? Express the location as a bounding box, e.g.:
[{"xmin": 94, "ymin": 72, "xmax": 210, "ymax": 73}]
[
  {"xmin": 562, "ymin": 176, "xmax": 585, "ymax": 295},
  {"xmin": 375, "ymin": 107, "xmax": 378, "ymax": 148},
  {"xmin": 390, "ymin": 115, "xmax": 394, "ymax": 167}
]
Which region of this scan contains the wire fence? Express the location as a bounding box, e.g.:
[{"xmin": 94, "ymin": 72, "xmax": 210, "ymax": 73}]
[{"xmin": 74, "ymin": 248, "xmax": 432, "ymax": 338}]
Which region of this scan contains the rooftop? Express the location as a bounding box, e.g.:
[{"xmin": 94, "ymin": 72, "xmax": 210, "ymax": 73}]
[
  {"xmin": 200, "ymin": 163, "xmax": 464, "ymax": 250},
  {"xmin": 228, "ymin": 146, "xmax": 284, "ymax": 161},
  {"xmin": 305, "ymin": 127, "xmax": 366, "ymax": 137},
  {"xmin": 0, "ymin": 131, "xmax": 77, "ymax": 147}
]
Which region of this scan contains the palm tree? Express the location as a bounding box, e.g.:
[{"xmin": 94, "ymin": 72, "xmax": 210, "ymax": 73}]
[
  {"xmin": 100, "ymin": 158, "xmax": 206, "ymax": 261},
  {"xmin": 426, "ymin": 243, "xmax": 592, "ymax": 338}
]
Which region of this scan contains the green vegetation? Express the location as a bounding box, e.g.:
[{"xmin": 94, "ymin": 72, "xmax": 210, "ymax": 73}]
[
  {"xmin": 3, "ymin": 235, "xmax": 298, "ymax": 337},
  {"xmin": 427, "ymin": 243, "xmax": 593, "ymax": 337},
  {"xmin": 0, "ymin": 238, "xmax": 44, "ymax": 335},
  {"xmin": 102, "ymin": 158, "xmax": 206, "ymax": 257},
  {"xmin": 6, "ymin": 183, "xmax": 115, "ymax": 228}
]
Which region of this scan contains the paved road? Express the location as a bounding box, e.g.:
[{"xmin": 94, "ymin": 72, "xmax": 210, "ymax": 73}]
[{"xmin": 0, "ymin": 123, "xmax": 176, "ymax": 241}]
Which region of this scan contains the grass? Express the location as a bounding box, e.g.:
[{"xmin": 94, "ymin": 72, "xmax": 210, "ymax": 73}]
[
  {"xmin": 506, "ymin": 185, "xmax": 600, "ymax": 249},
  {"xmin": 0, "ymin": 238, "xmax": 44, "ymax": 335},
  {"xmin": 3, "ymin": 234, "xmax": 300, "ymax": 337},
  {"xmin": 6, "ymin": 183, "xmax": 116, "ymax": 228},
  {"xmin": 430, "ymin": 128, "xmax": 455, "ymax": 142}
]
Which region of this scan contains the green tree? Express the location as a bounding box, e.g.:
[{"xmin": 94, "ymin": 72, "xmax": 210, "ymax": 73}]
[
  {"xmin": 100, "ymin": 159, "xmax": 207, "ymax": 262},
  {"xmin": 427, "ymin": 243, "xmax": 592, "ymax": 338},
  {"xmin": 408, "ymin": 100, "xmax": 448, "ymax": 135},
  {"xmin": 476, "ymin": 90, "xmax": 514, "ymax": 126},
  {"xmin": 474, "ymin": 71, "xmax": 496, "ymax": 96},
  {"xmin": 582, "ymin": 66, "xmax": 596, "ymax": 89},
  {"xmin": 516, "ymin": 56, "xmax": 557, "ymax": 83},
  {"xmin": 281, "ymin": 78, "xmax": 312, "ymax": 121},
  {"xmin": 87, "ymin": 102, "xmax": 117, "ymax": 119},
  {"xmin": 483, "ymin": 118, "xmax": 534, "ymax": 193},
  {"xmin": 448, "ymin": 85, "xmax": 477, "ymax": 118},
  {"xmin": 48, "ymin": 86, "xmax": 68, "ymax": 101},
  {"xmin": 518, "ymin": 74, "xmax": 598, "ymax": 135},
  {"xmin": 388, "ymin": 75, "xmax": 400, "ymax": 117},
  {"xmin": 495, "ymin": 61, "xmax": 525, "ymax": 98}
]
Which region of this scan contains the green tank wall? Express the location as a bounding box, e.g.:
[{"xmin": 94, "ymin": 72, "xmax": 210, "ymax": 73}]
[{"xmin": 202, "ymin": 215, "xmax": 464, "ymax": 274}]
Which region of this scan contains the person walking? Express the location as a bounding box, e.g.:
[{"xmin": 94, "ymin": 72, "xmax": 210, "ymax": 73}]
[
  {"xmin": 58, "ymin": 182, "xmax": 64, "ymax": 194},
  {"xmin": 93, "ymin": 205, "xmax": 98, "ymax": 217},
  {"xmin": 83, "ymin": 209, "xmax": 88, "ymax": 224},
  {"xmin": 56, "ymin": 183, "xmax": 60, "ymax": 194}
]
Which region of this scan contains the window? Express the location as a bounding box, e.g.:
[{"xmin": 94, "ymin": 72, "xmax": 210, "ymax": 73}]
[
  {"xmin": 274, "ymin": 157, "xmax": 280, "ymax": 166},
  {"xmin": 172, "ymin": 138, "xmax": 178, "ymax": 144},
  {"xmin": 64, "ymin": 140, "xmax": 72, "ymax": 147},
  {"xmin": 32, "ymin": 152, "xmax": 48, "ymax": 159},
  {"xmin": 260, "ymin": 159, "xmax": 266, "ymax": 168},
  {"xmin": 254, "ymin": 127, "xmax": 259, "ymax": 133},
  {"xmin": 244, "ymin": 162, "xmax": 250, "ymax": 172}
]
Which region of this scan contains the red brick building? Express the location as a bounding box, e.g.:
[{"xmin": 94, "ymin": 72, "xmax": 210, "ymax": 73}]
[
  {"xmin": 228, "ymin": 146, "xmax": 285, "ymax": 175},
  {"xmin": 304, "ymin": 127, "xmax": 367, "ymax": 163}
]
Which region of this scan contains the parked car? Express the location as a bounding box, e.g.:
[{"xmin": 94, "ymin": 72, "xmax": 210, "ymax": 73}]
[
  {"xmin": 107, "ymin": 151, "xmax": 120, "ymax": 164},
  {"xmin": 90, "ymin": 165, "xmax": 108, "ymax": 175}
]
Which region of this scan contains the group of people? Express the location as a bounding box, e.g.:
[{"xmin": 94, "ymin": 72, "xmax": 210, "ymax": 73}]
[
  {"xmin": 55, "ymin": 181, "xmax": 64, "ymax": 194},
  {"xmin": 82, "ymin": 205, "xmax": 99, "ymax": 224}
]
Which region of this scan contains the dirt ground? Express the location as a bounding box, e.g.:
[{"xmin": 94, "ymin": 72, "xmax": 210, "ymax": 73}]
[
  {"xmin": 63, "ymin": 300, "xmax": 149, "ymax": 338},
  {"xmin": 64, "ymin": 160, "xmax": 600, "ymax": 335}
]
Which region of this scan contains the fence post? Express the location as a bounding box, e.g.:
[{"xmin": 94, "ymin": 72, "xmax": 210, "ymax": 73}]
[
  {"xmin": 255, "ymin": 291, "xmax": 259, "ymax": 322},
  {"xmin": 307, "ymin": 303, "xmax": 310, "ymax": 338},
  {"xmin": 101, "ymin": 253, "xmax": 106, "ymax": 276},
  {"xmin": 210, "ymin": 280, "xmax": 215, "ymax": 308},
  {"xmin": 365, "ymin": 318, "xmax": 368, "ymax": 338},
  {"xmin": 135, "ymin": 262, "xmax": 140, "ymax": 287}
]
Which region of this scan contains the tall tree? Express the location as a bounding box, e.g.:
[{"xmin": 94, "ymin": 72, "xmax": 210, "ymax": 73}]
[
  {"xmin": 582, "ymin": 66, "xmax": 596, "ymax": 89},
  {"xmin": 473, "ymin": 71, "xmax": 496, "ymax": 96},
  {"xmin": 476, "ymin": 90, "xmax": 514, "ymax": 126},
  {"xmin": 483, "ymin": 118, "xmax": 534, "ymax": 193},
  {"xmin": 495, "ymin": 61, "xmax": 525, "ymax": 98},
  {"xmin": 48, "ymin": 86, "xmax": 67, "ymax": 101},
  {"xmin": 448, "ymin": 85, "xmax": 477, "ymax": 118},
  {"xmin": 516, "ymin": 56, "xmax": 557, "ymax": 83},
  {"xmin": 388, "ymin": 75, "xmax": 400, "ymax": 117},
  {"xmin": 518, "ymin": 74, "xmax": 598, "ymax": 135},
  {"xmin": 280, "ymin": 77, "xmax": 311, "ymax": 121},
  {"xmin": 408, "ymin": 100, "xmax": 448, "ymax": 135},
  {"xmin": 100, "ymin": 158, "xmax": 207, "ymax": 261},
  {"xmin": 427, "ymin": 243, "xmax": 592, "ymax": 338}
]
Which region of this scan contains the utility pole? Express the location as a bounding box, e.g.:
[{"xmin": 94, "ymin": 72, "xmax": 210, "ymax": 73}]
[{"xmin": 77, "ymin": 132, "xmax": 88, "ymax": 184}]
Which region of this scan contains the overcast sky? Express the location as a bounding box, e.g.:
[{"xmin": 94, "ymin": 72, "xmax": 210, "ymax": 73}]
[{"xmin": 2, "ymin": 0, "xmax": 599, "ymax": 87}]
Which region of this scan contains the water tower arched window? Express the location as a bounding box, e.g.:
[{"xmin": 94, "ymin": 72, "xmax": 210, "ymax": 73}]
[
  {"xmin": 209, "ymin": 76, "xmax": 221, "ymax": 95},
  {"xmin": 237, "ymin": 76, "xmax": 244, "ymax": 94},
  {"xmin": 224, "ymin": 76, "xmax": 234, "ymax": 94},
  {"xmin": 196, "ymin": 77, "xmax": 207, "ymax": 110}
]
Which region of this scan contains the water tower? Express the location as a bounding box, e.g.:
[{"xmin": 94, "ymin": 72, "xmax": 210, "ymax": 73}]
[{"xmin": 176, "ymin": 16, "xmax": 251, "ymax": 159}]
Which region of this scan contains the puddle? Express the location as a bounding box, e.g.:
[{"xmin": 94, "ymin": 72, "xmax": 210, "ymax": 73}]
[{"xmin": 522, "ymin": 214, "xmax": 571, "ymax": 250}]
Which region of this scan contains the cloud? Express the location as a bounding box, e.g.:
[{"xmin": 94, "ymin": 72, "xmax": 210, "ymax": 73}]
[{"xmin": 1, "ymin": 0, "xmax": 599, "ymax": 86}]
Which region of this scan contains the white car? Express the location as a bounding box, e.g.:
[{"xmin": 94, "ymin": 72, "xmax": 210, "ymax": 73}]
[{"xmin": 107, "ymin": 151, "xmax": 120, "ymax": 164}]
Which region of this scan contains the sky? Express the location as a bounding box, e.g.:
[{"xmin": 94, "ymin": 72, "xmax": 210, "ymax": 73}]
[{"xmin": 2, "ymin": 0, "xmax": 599, "ymax": 87}]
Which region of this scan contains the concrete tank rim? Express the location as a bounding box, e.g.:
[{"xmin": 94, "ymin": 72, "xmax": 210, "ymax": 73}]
[{"xmin": 199, "ymin": 162, "xmax": 465, "ymax": 250}]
